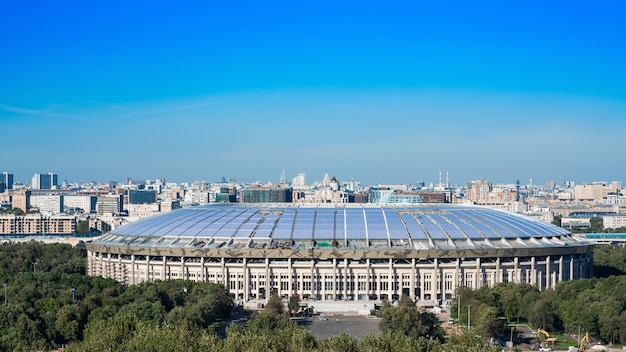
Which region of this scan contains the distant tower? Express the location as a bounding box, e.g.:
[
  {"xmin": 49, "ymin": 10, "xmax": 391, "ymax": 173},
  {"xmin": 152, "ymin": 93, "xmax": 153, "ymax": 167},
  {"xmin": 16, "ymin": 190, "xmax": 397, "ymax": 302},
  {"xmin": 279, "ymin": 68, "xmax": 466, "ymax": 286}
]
[
  {"xmin": 446, "ymin": 170, "xmax": 449, "ymax": 188},
  {"xmin": 279, "ymin": 170, "xmax": 286, "ymax": 185},
  {"xmin": 516, "ymin": 180, "xmax": 521, "ymax": 202},
  {"xmin": 2, "ymin": 172, "xmax": 13, "ymax": 190},
  {"xmin": 438, "ymin": 170, "xmax": 442, "ymax": 188}
]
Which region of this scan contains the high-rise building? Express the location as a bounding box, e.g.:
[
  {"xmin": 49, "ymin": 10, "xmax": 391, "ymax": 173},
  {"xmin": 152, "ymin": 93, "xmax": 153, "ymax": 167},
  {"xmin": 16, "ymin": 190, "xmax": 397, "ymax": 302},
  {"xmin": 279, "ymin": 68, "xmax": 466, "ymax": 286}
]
[
  {"xmin": 1, "ymin": 172, "xmax": 13, "ymax": 190},
  {"xmin": 32, "ymin": 172, "xmax": 58, "ymax": 190}
]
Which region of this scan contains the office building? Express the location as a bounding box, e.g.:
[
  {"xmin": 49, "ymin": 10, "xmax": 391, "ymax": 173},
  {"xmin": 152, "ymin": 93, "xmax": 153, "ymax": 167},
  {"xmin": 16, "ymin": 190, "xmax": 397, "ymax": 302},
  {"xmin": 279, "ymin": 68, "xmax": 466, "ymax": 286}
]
[
  {"xmin": 32, "ymin": 172, "xmax": 58, "ymax": 190},
  {"xmin": 30, "ymin": 194, "xmax": 64, "ymax": 213},
  {"xmin": 243, "ymin": 185, "xmax": 293, "ymax": 203},
  {"xmin": 63, "ymin": 194, "xmax": 97, "ymax": 213},
  {"xmin": 1, "ymin": 172, "xmax": 13, "ymax": 191},
  {"xmin": 128, "ymin": 189, "xmax": 157, "ymax": 204}
]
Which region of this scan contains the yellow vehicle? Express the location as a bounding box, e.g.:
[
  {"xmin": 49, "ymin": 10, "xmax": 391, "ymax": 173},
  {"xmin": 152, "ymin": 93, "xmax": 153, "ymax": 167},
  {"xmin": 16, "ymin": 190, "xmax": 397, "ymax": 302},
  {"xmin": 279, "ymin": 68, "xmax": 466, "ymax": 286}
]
[
  {"xmin": 537, "ymin": 328, "xmax": 558, "ymax": 343},
  {"xmin": 578, "ymin": 332, "xmax": 589, "ymax": 351}
]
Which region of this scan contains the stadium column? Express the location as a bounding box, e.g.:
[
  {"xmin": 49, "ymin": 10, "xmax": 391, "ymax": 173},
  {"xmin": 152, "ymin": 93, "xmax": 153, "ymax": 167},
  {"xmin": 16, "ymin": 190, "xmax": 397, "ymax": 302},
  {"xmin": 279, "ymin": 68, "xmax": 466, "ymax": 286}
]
[
  {"xmin": 288, "ymin": 258, "xmax": 293, "ymax": 296},
  {"xmin": 530, "ymin": 256, "xmax": 536, "ymax": 287},
  {"xmin": 221, "ymin": 257, "xmax": 227, "ymax": 288},
  {"xmin": 558, "ymin": 255, "xmax": 563, "ymax": 283},
  {"xmin": 432, "ymin": 258, "xmax": 438, "ymax": 302},
  {"xmin": 310, "ymin": 259, "xmax": 315, "ymax": 300},
  {"xmin": 419, "ymin": 271, "xmax": 424, "ymax": 301},
  {"xmin": 265, "ymin": 257, "xmax": 270, "ymax": 300},
  {"xmin": 569, "ymin": 254, "xmax": 575, "ymax": 280},
  {"xmin": 332, "ymin": 258, "xmax": 338, "ymax": 299},
  {"xmin": 162, "ymin": 256, "xmax": 167, "ymax": 281},
  {"xmin": 366, "ymin": 258, "xmax": 371, "ymax": 300},
  {"xmin": 545, "ymin": 255, "xmax": 551, "ymax": 289},
  {"xmin": 118, "ymin": 254, "xmax": 123, "ymax": 283},
  {"xmin": 201, "ymin": 256, "xmax": 206, "ymax": 282},
  {"xmin": 411, "ymin": 258, "xmax": 416, "ymax": 301},
  {"xmin": 181, "ymin": 257, "xmax": 185, "ymax": 281},
  {"xmin": 474, "ymin": 258, "xmax": 480, "ymax": 290},
  {"xmin": 243, "ymin": 258, "xmax": 248, "ymax": 301},
  {"xmin": 145, "ymin": 256, "xmax": 150, "ymax": 282},
  {"xmin": 454, "ymin": 258, "xmax": 460, "ymax": 296},
  {"xmin": 495, "ymin": 257, "xmax": 501, "ymax": 285},
  {"xmin": 388, "ymin": 259, "xmax": 393, "ymax": 301},
  {"xmin": 343, "ymin": 259, "xmax": 348, "ymax": 300},
  {"xmin": 513, "ymin": 257, "xmax": 519, "ymax": 283},
  {"xmin": 130, "ymin": 255, "xmax": 135, "ymax": 285}
]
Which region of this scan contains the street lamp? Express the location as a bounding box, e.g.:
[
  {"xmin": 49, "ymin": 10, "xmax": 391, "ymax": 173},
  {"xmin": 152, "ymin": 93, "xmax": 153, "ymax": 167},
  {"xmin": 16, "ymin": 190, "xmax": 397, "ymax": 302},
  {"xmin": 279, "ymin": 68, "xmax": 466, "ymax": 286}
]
[
  {"xmin": 467, "ymin": 304, "xmax": 471, "ymax": 329},
  {"xmin": 71, "ymin": 288, "xmax": 76, "ymax": 302},
  {"xmin": 458, "ymin": 294, "xmax": 461, "ymax": 322},
  {"xmin": 3, "ymin": 283, "xmax": 7, "ymax": 305},
  {"xmin": 32, "ymin": 261, "xmax": 37, "ymax": 272}
]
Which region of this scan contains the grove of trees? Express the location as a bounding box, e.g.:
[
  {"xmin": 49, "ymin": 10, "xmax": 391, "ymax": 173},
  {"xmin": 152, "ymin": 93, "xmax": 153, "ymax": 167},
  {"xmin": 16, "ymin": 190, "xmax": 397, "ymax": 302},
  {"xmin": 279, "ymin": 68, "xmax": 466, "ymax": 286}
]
[
  {"xmin": 452, "ymin": 245, "xmax": 626, "ymax": 345},
  {"xmin": 1, "ymin": 241, "xmax": 626, "ymax": 351}
]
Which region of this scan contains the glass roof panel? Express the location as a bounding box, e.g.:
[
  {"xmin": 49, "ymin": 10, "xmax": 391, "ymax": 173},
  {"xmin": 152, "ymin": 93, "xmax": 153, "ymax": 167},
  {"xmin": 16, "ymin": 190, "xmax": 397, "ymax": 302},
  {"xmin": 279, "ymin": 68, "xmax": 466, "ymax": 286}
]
[
  {"xmin": 400, "ymin": 213, "xmax": 428, "ymax": 240},
  {"xmin": 383, "ymin": 210, "xmax": 409, "ymax": 240},
  {"xmin": 416, "ymin": 214, "xmax": 448, "ymax": 240},
  {"xmin": 429, "ymin": 214, "xmax": 466, "ymax": 239},
  {"xmin": 345, "ymin": 208, "xmax": 366, "ymax": 240}
]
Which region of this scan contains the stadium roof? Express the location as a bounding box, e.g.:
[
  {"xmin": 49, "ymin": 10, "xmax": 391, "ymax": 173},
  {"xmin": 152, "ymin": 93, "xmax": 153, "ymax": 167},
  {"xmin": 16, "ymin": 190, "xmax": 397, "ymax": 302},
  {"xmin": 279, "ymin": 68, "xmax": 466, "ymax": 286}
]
[{"xmin": 92, "ymin": 204, "xmax": 584, "ymax": 251}]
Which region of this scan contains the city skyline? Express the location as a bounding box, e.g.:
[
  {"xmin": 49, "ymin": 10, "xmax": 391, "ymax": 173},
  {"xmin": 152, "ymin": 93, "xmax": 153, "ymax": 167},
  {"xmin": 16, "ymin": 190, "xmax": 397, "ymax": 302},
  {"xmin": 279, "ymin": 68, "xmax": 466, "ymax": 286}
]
[{"xmin": 2, "ymin": 2, "xmax": 625, "ymax": 185}]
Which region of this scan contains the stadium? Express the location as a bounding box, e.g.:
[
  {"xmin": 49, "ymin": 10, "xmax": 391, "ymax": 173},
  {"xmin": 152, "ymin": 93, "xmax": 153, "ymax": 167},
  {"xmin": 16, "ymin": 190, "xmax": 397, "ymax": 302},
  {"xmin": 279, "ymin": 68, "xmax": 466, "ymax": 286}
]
[{"xmin": 86, "ymin": 204, "xmax": 593, "ymax": 305}]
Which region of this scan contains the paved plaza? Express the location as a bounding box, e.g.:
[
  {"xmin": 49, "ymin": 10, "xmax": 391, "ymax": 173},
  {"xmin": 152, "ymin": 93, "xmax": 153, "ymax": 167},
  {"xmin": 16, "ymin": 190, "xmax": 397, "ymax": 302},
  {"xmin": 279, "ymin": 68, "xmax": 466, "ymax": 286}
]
[{"xmin": 296, "ymin": 315, "xmax": 381, "ymax": 340}]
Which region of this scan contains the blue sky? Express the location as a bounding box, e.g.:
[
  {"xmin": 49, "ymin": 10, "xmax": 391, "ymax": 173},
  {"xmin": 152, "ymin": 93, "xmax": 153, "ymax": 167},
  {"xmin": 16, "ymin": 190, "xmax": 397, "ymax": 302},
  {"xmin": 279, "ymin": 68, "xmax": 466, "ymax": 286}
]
[{"xmin": 1, "ymin": 1, "xmax": 625, "ymax": 186}]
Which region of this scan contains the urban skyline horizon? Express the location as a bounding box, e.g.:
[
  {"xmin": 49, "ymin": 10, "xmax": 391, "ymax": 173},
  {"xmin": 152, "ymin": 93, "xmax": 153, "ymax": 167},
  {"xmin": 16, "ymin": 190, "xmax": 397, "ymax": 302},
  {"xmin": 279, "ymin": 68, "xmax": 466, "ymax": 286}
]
[{"xmin": 2, "ymin": 169, "xmax": 622, "ymax": 189}]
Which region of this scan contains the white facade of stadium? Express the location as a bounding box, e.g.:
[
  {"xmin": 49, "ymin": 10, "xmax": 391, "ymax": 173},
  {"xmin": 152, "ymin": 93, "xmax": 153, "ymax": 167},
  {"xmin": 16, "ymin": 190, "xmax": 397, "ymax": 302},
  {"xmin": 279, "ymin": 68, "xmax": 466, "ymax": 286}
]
[{"xmin": 86, "ymin": 204, "xmax": 593, "ymax": 304}]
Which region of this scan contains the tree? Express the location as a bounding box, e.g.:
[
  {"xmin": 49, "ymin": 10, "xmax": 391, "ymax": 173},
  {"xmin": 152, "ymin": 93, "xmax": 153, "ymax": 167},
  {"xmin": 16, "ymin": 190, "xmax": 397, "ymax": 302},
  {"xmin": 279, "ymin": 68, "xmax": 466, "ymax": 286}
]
[
  {"xmin": 76, "ymin": 220, "xmax": 90, "ymax": 234},
  {"xmin": 398, "ymin": 294, "xmax": 415, "ymax": 307},
  {"xmin": 379, "ymin": 305, "xmax": 425, "ymax": 339},
  {"xmin": 265, "ymin": 293, "xmax": 283, "ymax": 315},
  {"xmin": 288, "ymin": 294, "xmax": 300, "ymax": 315},
  {"xmin": 474, "ymin": 304, "xmax": 505, "ymax": 338}
]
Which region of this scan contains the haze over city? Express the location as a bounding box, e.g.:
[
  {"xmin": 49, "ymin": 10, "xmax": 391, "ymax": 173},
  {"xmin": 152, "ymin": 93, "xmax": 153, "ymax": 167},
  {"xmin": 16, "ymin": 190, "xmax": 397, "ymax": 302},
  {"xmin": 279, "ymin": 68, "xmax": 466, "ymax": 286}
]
[{"xmin": 1, "ymin": 2, "xmax": 625, "ymax": 185}]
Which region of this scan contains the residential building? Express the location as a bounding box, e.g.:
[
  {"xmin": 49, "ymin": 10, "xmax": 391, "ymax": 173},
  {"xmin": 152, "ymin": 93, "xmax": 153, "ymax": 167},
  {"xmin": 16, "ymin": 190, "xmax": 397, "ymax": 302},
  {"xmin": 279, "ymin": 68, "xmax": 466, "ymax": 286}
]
[{"xmin": 0, "ymin": 214, "xmax": 76, "ymax": 235}]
